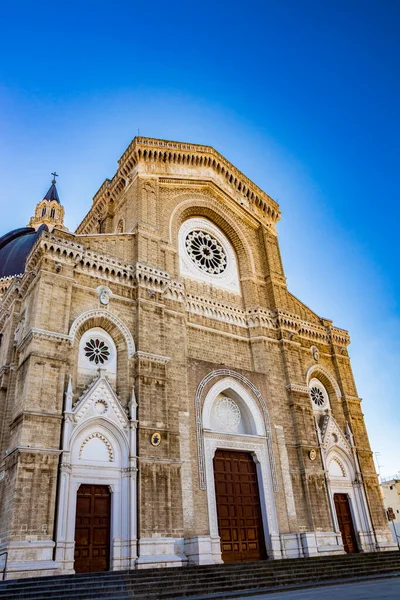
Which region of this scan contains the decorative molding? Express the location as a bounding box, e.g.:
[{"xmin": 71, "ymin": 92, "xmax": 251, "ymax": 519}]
[
  {"xmin": 179, "ymin": 218, "xmax": 240, "ymax": 292},
  {"xmin": 69, "ymin": 308, "xmax": 135, "ymax": 358},
  {"xmin": 73, "ymin": 373, "xmax": 129, "ymax": 429},
  {"xmin": 76, "ymin": 136, "xmax": 280, "ymax": 234},
  {"xmin": 328, "ymin": 456, "xmax": 347, "ymax": 478},
  {"xmin": 79, "ymin": 432, "xmax": 114, "ymax": 461},
  {"xmin": 286, "ymin": 383, "xmax": 310, "ymax": 396},
  {"xmin": 17, "ymin": 328, "xmax": 71, "ymax": 352},
  {"xmin": 185, "ymin": 294, "xmax": 247, "ymax": 327},
  {"xmin": 134, "ymin": 350, "xmax": 171, "ymax": 364},
  {"xmin": 320, "ymin": 414, "xmax": 352, "ymax": 455},
  {"xmin": 135, "ymin": 262, "xmax": 170, "ymax": 292},
  {"xmin": 194, "ymin": 368, "xmax": 278, "ymax": 492},
  {"xmin": 306, "ymin": 364, "xmax": 342, "ymax": 400}
]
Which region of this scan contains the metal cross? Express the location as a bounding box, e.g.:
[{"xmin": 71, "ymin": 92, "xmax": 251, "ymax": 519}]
[{"xmin": 51, "ymin": 172, "xmax": 58, "ymax": 184}]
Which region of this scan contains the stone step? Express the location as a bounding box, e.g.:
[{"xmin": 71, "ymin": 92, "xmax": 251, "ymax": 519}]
[
  {"xmin": 3, "ymin": 551, "xmax": 400, "ymax": 591},
  {"xmin": 2, "ymin": 552, "xmax": 400, "ymax": 599},
  {"xmin": 2, "ymin": 560, "xmax": 400, "ymax": 600},
  {"xmin": 6, "ymin": 551, "xmax": 400, "ymax": 581},
  {"xmin": 4, "ymin": 558, "xmax": 400, "ymax": 594},
  {"xmin": 3, "ymin": 569, "xmax": 400, "ymax": 600}
]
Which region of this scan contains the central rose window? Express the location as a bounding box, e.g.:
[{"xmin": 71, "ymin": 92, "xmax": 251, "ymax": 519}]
[{"xmin": 185, "ymin": 230, "xmax": 227, "ymax": 275}]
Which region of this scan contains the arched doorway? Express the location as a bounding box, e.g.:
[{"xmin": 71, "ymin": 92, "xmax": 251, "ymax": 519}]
[
  {"xmin": 54, "ymin": 373, "xmax": 134, "ymax": 573},
  {"xmin": 201, "ymin": 375, "xmax": 280, "ymax": 562}
]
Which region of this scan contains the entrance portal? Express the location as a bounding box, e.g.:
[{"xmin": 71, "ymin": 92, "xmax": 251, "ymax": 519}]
[
  {"xmin": 74, "ymin": 484, "xmax": 111, "ymax": 572},
  {"xmin": 334, "ymin": 493, "xmax": 358, "ymax": 554},
  {"xmin": 213, "ymin": 449, "xmax": 266, "ymax": 562}
]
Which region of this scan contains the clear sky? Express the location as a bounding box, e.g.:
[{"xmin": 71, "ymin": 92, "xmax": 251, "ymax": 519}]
[{"xmin": 0, "ymin": 1, "xmax": 399, "ymax": 476}]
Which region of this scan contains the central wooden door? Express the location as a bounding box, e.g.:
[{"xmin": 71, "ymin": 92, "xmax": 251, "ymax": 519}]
[
  {"xmin": 334, "ymin": 493, "xmax": 358, "ymax": 554},
  {"xmin": 213, "ymin": 450, "xmax": 267, "ymax": 562},
  {"xmin": 74, "ymin": 484, "xmax": 111, "ymax": 572}
]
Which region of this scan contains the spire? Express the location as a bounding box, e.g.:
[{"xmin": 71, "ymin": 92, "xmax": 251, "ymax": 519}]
[
  {"xmin": 28, "ymin": 173, "xmax": 67, "ymax": 232},
  {"xmin": 44, "ymin": 172, "xmax": 60, "ymax": 203}
]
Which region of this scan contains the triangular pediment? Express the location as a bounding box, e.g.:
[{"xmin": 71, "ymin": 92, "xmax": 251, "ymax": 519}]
[
  {"xmin": 72, "ymin": 373, "xmax": 129, "ymax": 429},
  {"xmin": 320, "ymin": 414, "xmax": 352, "ymax": 454}
]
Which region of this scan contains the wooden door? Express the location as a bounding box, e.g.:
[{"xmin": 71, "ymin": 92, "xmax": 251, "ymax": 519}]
[
  {"xmin": 334, "ymin": 493, "xmax": 358, "ymax": 554},
  {"xmin": 213, "ymin": 450, "xmax": 267, "ymax": 562},
  {"xmin": 74, "ymin": 484, "xmax": 111, "ymax": 572}
]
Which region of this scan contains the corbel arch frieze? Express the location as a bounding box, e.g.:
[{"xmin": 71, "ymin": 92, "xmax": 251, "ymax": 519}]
[
  {"xmin": 195, "ymin": 368, "xmax": 278, "ymax": 491},
  {"xmin": 168, "ymin": 194, "xmax": 257, "ymax": 276},
  {"xmin": 68, "ymin": 308, "xmax": 135, "ymax": 358}
]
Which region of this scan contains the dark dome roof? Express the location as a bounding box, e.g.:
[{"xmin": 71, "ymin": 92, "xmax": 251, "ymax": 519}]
[{"xmin": 0, "ymin": 226, "xmax": 45, "ymax": 279}]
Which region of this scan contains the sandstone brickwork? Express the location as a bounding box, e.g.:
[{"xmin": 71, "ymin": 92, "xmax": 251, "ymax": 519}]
[{"xmin": 0, "ymin": 137, "xmax": 394, "ymax": 578}]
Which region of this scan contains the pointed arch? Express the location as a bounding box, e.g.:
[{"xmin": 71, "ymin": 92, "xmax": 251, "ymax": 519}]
[{"xmin": 195, "ymin": 368, "xmax": 277, "ymax": 491}]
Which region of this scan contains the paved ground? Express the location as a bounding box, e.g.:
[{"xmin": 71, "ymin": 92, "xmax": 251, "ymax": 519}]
[{"xmin": 237, "ymin": 576, "xmax": 400, "ymax": 599}]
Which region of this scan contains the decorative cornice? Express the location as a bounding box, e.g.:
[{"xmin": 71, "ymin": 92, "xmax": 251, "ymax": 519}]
[
  {"xmin": 17, "ymin": 328, "xmax": 71, "ymax": 352},
  {"xmin": 134, "ymin": 351, "xmax": 171, "ymax": 364},
  {"xmin": 286, "ymin": 383, "xmax": 310, "ymax": 396},
  {"xmin": 76, "ymin": 137, "xmax": 280, "ymax": 234}
]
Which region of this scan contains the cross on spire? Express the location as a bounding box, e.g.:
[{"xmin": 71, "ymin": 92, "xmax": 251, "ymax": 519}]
[{"xmin": 51, "ymin": 172, "xmax": 58, "ymax": 184}]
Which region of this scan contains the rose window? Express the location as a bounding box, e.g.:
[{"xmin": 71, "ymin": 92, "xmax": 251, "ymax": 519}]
[
  {"xmin": 310, "ymin": 386, "xmax": 325, "ymax": 407},
  {"xmin": 185, "ymin": 230, "xmax": 227, "ymax": 275},
  {"xmin": 216, "ymin": 397, "xmax": 241, "ymax": 431},
  {"xmin": 84, "ymin": 339, "xmax": 110, "ymax": 365}
]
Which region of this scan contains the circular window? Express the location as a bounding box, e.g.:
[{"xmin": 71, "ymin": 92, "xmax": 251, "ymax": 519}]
[
  {"xmin": 309, "ymin": 379, "xmax": 329, "ymax": 410},
  {"xmin": 310, "ymin": 386, "xmax": 325, "ymax": 407},
  {"xmin": 84, "ymin": 338, "xmax": 110, "ymax": 365},
  {"xmin": 185, "ymin": 230, "xmax": 227, "ymax": 275},
  {"xmin": 216, "ymin": 397, "xmax": 241, "ymax": 431}
]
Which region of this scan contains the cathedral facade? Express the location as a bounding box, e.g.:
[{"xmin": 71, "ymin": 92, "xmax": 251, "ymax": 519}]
[{"xmin": 0, "ymin": 137, "xmax": 395, "ymax": 578}]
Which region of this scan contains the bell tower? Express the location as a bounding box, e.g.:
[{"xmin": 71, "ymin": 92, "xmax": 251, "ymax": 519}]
[{"xmin": 28, "ymin": 172, "xmax": 67, "ymax": 231}]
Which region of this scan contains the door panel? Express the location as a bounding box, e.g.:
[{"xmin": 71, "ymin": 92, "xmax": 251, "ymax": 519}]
[
  {"xmin": 74, "ymin": 484, "xmax": 111, "ymax": 572},
  {"xmin": 213, "ymin": 450, "xmax": 267, "ymax": 562},
  {"xmin": 334, "ymin": 493, "xmax": 358, "ymax": 554}
]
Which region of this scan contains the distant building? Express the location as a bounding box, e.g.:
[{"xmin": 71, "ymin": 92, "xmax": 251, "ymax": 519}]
[{"xmin": 381, "ymin": 477, "xmax": 400, "ymax": 546}]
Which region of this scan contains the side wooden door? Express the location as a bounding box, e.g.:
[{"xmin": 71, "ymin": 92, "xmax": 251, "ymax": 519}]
[
  {"xmin": 213, "ymin": 450, "xmax": 267, "ymax": 562},
  {"xmin": 74, "ymin": 484, "xmax": 111, "ymax": 572},
  {"xmin": 334, "ymin": 493, "xmax": 358, "ymax": 554}
]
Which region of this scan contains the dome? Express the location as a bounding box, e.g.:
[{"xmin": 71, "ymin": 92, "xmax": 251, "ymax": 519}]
[{"xmin": 0, "ymin": 225, "xmax": 46, "ymax": 279}]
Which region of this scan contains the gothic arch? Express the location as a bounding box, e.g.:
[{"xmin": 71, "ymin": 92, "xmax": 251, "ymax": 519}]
[
  {"xmin": 70, "ymin": 416, "xmax": 129, "ymax": 468},
  {"xmin": 195, "ymin": 368, "xmax": 277, "ymax": 491},
  {"xmin": 306, "ymin": 364, "xmax": 342, "ymax": 401},
  {"xmin": 69, "ymin": 308, "xmax": 135, "ymax": 358},
  {"xmin": 168, "ymin": 194, "xmax": 257, "ymax": 276},
  {"xmin": 202, "ymin": 376, "xmax": 265, "ymax": 436}
]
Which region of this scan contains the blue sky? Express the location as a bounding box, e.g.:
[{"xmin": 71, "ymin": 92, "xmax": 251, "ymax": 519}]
[{"xmin": 0, "ymin": 1, "xmax": 399, "ymax": 476}]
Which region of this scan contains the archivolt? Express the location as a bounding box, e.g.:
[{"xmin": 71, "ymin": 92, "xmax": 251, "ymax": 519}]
[
  {"xmin": 79, "ymin": 432, "xmax": 114, "ymax": 461},
  {"xmin": 68, "ymin": 308, "xmax": 135, "ymax": 357},
  {"xmin": 168, "ymin": 195, "xmax": 256, "ymax": 275},
  {"xmin": 306, "ymin": 364, "xmax": 342, "ymax": 400},
  {"xmin": 195, "ymin": 368, "xmax": 278, "ymax": 491}
]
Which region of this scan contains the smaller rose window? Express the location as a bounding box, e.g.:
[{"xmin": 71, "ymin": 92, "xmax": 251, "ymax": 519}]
[
  {"xmin": 216, "ymin": 397, "xmax": 241, "ymax": 431},
  {"xmin": 310, "ymin": 386, "xmax": 325, "ymax": 407},
  {"xmin": 84, "ymin": 339, "xmax": 110, "ymax": 365},
  {"xmin": 185, "ymin": 230, "xmax": 227, "ymax": 275}
]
